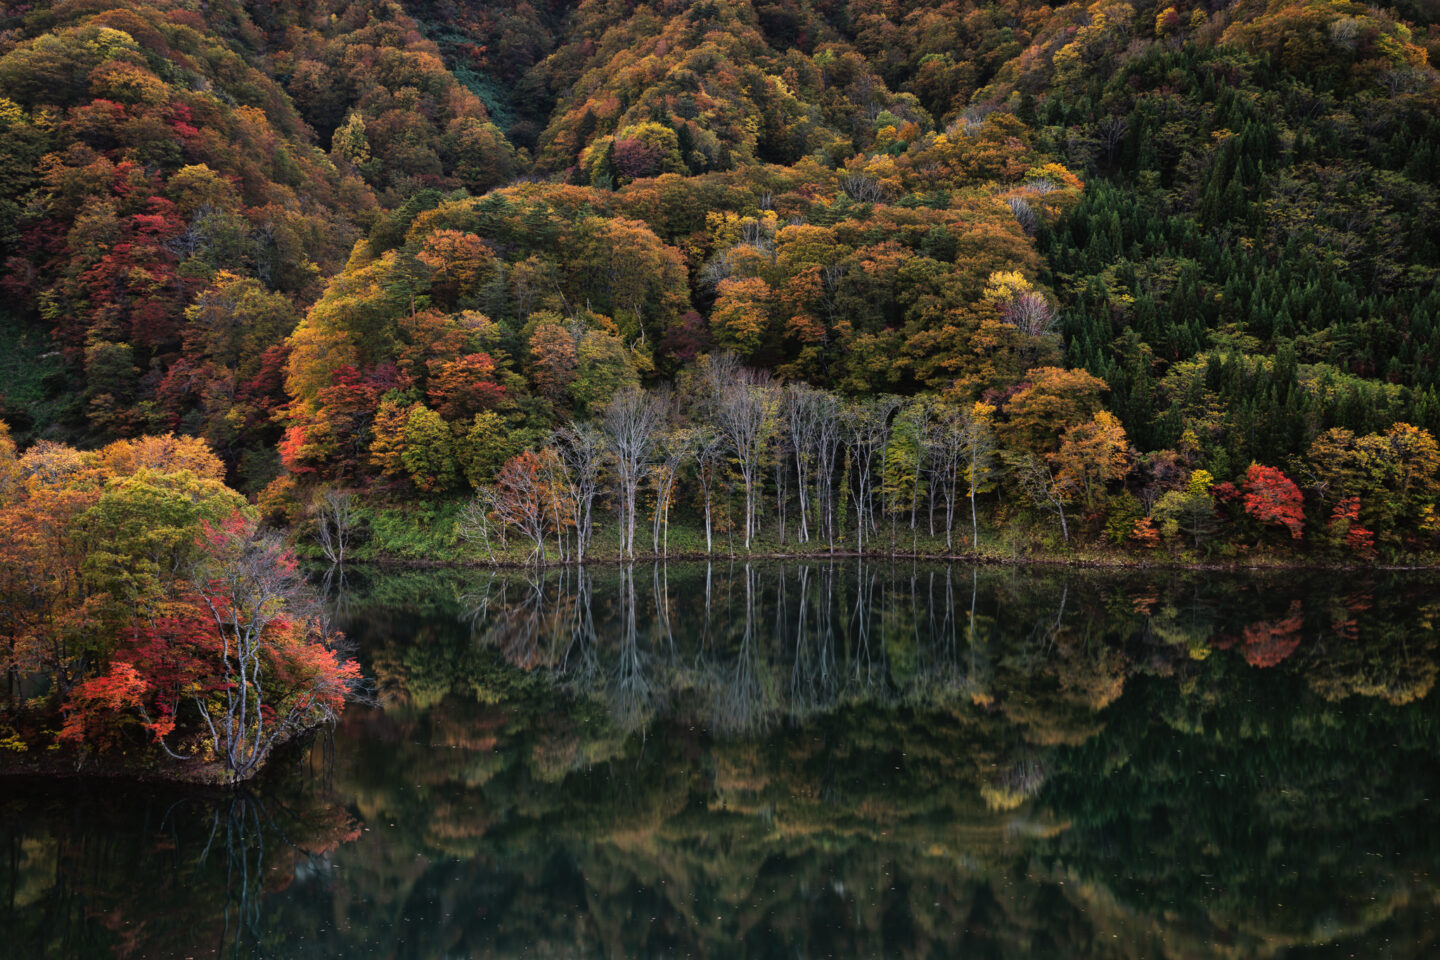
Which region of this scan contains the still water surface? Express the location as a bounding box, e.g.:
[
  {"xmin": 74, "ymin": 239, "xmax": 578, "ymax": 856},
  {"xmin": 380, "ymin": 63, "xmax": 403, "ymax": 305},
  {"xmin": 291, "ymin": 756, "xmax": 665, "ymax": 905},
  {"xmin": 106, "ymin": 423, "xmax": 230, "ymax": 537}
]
[{"xmin": 3, "ymin": 562, "xmax": 1439, "ymax": 958}]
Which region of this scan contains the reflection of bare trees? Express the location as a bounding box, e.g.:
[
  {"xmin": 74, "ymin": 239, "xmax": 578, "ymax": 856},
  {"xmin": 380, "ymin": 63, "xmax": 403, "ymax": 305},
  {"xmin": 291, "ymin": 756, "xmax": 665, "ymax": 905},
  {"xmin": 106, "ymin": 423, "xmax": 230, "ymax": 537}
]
[
  {"xmin": 492, "ymin": 571, "xmax": 549, "ymax": 668},
  {"xmin": 190, "ymin": 790, "xmax": 348, "ymax": 959},
  {"xmin": 455, "ymin": 561, "xmax": 1100, "ymax": 739},
  {"xmin": 458, "ymin": 570, "xmax": 499, "ymax": 634},
  {"xmin": 610, "ymin": 564, "xmax": 654, "ymax": 732},
  {"xmin": 318, "ymin": 562, "xmax": 352, "ymax": 635},
  {"xmin": 845, "ymin": 561, "xmax": 882, "ymax": 699},
  {"xmin": 211, "ymin": 796, "xmax": 266, "ymax": 956},
  {"xmin": 982, "ymin": 755, "xmax": 1050, "ymax": 811},
  {"xmin": 788, "ymin": 563, "xmax": 839, "ymax": 720},
  {"xmin": 1031, "ymin": 580, "xmax": 1068, "ymax": 649},
  {"xmin": 710, "ymin": 564, "xmax": 775, "ymax": 735}
]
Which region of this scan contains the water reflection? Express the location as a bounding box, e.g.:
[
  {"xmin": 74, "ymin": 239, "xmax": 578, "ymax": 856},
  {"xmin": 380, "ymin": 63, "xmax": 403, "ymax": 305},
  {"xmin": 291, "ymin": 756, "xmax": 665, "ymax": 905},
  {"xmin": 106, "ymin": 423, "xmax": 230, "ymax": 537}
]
[
  {"xmin": 438, "ymin": 561, "xmax": 1436, "ymax": 738},
  {"xmin": 3, "ymin": 563, "xmax": 1439, "ymax": 958},
  {"xmin": 452, "ymin": 562, "xmax": 1051, "ymax": 736},
  {"xmin": 0, "ymin": 758, "xmax": 358, "ymax": 959}
]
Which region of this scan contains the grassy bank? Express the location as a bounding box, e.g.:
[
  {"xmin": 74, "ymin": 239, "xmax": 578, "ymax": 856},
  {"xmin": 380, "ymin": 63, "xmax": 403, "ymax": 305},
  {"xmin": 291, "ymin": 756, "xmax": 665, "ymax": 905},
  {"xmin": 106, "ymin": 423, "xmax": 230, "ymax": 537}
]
[{"xmin": 297, "ymin": 501, "xmax": 1437, "ymax": 571}]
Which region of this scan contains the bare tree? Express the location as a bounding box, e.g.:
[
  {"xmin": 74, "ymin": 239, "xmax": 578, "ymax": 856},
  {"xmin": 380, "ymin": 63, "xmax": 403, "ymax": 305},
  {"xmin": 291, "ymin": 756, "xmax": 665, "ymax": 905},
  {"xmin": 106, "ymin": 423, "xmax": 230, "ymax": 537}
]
[
  {"xmin": 711, "ymin": 358, "xmax": 780, "ymax": 550},
  {"xmin": 482, "ymin": 453, "xmax": 553, "ymax": 563},
  {"xmin": 1008, "ymin": 452, "xmax": 1074, "ymax": 544},
  {"xmin": 311, "ymin": 488, "xmax": 357, "ymax": 566},
  {"xmin": 813, "ymin": 390, "xmax": 844, "ymax": 549},
  {"xmin": 783, "ymin": 383, "xmax": 824, "ymax": 543},
  {"xmin": 842, "ymin": 397, "xmax": 900, "ymax": 554},
  {"xmin": 929, "ymin": 411, "xmax": 965, "ymax": 550},
  {"xmin": 1096, "ymin": 114, "xmax": 1128, "ymax": 167},
  {"xmin": 457, "ymin": 496, "xmax": 498, "ymax": 563},
  {"xmin": 895, "ymin": 400, "xmax": 930, "ymax": 541},
  {"xmin": 601, "ymin": 387, "xmax": 666, "ymax": 559},
  {"xmin": 551, "ymin": 423, "xmax": 606, "ymax": 563},
  {"xmin": 839, "ymin": 172, "xmax": 888, "ymax": 204},
  {"xmin": 651, "ymin": 427, "xmax": 694, "ymax": 556},
  {"xmin": 774, "ymin": 429, "xmax": 790, "ymax": 544},
  {"xmin": 1007, "ymin": 195, "xmax": 1037, "ymax": 235},
  {"xmin": 693, "ymin": 424, "xmax": 726, "ymax": 554},
  {"xmin": 928, "ymin": 405, "xmax": 995, "ymax": 551},
  {"xmin": 1001, "ymin": 290, "xmax": 1057, "ymax": 338},
  {"xmin": 959, "ymin": 405, "xmax": 998, "ymax": 550}
]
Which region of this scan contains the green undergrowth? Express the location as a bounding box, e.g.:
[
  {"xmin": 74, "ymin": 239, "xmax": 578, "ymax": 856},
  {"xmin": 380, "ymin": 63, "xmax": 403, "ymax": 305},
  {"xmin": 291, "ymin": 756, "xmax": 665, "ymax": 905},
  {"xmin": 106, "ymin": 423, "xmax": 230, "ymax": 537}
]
[{"xmin": 290, "ymin": 501, "xmax": 1432, "ymax": 569}]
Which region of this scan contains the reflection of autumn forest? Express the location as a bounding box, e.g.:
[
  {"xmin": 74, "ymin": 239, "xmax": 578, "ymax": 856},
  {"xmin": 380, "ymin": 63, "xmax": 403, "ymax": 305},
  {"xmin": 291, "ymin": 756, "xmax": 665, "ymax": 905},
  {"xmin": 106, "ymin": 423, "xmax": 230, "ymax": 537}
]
[
  {"xmin": 6, "ymin": 564, "xmax": 1439, "ymax": 958},
  {"xmin": 5, "ymin": 0, "xmax": 1440, "ymax": 783}
]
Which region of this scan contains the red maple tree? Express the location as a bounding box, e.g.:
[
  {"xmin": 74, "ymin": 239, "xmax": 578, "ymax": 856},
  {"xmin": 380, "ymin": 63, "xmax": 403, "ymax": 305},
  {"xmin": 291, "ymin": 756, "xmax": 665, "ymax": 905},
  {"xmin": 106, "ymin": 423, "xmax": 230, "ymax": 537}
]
[{"xmin": 1242, "ymin": 464, "xmax": 1305, "ymax": 539}]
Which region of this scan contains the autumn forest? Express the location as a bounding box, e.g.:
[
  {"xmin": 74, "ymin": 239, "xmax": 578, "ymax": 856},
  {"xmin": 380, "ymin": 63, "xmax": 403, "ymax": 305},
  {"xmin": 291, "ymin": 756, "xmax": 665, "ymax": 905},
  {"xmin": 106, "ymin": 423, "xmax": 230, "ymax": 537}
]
[{"xmin": 0, "ymin": 0, "xmax": 1438, "ymax": 780}]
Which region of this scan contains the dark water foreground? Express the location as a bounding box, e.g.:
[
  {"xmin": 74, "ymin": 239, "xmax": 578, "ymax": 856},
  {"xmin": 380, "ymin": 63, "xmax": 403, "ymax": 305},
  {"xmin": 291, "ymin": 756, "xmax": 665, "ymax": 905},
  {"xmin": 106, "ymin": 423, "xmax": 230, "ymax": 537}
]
[{"xmin": 3, "ymin": 562, "xmax": 1439, "ymax": 959}]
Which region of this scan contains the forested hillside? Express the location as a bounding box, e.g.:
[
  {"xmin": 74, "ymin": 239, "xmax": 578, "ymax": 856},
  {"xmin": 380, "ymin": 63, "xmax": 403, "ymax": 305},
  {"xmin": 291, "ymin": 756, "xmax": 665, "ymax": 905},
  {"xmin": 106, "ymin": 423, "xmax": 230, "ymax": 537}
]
[{"xmin": 2, "ymin": 0, "xmax": 1439, "ymax": 562}]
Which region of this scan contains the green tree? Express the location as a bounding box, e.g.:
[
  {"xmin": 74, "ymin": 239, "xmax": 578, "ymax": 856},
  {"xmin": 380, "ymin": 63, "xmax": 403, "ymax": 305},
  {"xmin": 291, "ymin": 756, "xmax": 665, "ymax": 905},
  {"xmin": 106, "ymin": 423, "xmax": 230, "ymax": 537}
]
[
  {"xmin": 400, "ymin": 405, "xmax": 459, "ymax": 492},
  {"xmin": 459, "ymin": 412, "xmax": 518, "ymax": 489},
  {"xmin": 1153, "ymin": 471, "xmax": 1218, "ymax": 548}
]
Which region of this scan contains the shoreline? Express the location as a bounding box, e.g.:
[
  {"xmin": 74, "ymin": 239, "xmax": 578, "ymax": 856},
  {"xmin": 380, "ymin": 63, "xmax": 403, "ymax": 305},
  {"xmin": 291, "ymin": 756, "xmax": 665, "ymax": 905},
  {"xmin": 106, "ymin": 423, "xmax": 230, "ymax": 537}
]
[
  {"xmin": 0, "ymin": 721, "xmax": 326, "ymax": 787},
  {"xmin": 337, "ymin": 547, "xmax": 1439, "ymax": 574},
  {"xmin": 0, "ymin": 752, "xmax": 232, "ymax": 786}
]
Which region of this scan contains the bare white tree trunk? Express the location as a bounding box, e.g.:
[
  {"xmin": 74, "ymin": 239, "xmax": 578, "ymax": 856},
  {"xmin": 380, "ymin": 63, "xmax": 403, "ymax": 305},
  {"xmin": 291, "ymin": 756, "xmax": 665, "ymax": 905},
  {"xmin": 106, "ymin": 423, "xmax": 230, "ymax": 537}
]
[
  {"xmin": 842, "ymin": 397, "xmax": 899, "ymax": 555},
  {"xmin": 784, "ymin": 383, "xmax": 825, "ymax": 544},
  {"xmin": 312, "ymin": 488, "xmax": 356, "ymax": 565},
  {"xmin": 601, "ymin": 388, "xmax": 666, "ymax": 559},
  {"xmin": 960, "ymin": 407, "xmax": 996, "ymax": 550},
  {"xmin": 552, "ymin": 423, "xmax": 605, "ymax": 563},
  {"xmin": 1011, "ymin": 454, "xmax": 1073, "ymax": 544},
  {"xmin": 813, "ymin": 394, "xmax": 842, "ymax": 550},
  {"xmin": 650, "ymin": 428, "xmax": 693, "ymax": 556},
  {"xmin": 693, "ymin": 426, "xmax": 724, "ymax": 554},
  {"xmin": 710, "ymin": 356, "xmax": 779, "ymax": 551}
]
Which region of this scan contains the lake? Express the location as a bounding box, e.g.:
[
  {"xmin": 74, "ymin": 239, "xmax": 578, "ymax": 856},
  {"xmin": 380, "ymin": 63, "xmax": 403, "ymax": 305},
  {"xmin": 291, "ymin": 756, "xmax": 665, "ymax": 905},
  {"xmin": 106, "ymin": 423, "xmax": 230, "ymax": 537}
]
[{"xmin": 3, "ymin": 561, "xmax": 1439, "ymax": 958}]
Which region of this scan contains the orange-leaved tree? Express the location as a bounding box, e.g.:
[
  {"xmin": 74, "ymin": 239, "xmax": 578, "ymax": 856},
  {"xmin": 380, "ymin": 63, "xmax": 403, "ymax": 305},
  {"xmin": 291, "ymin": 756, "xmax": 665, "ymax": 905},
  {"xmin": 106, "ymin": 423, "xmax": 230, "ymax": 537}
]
[
  {"xmin": 1242, "ymin": 464, "xmax": 1305, "ymax": 540},
  {"xmin": 0, "ymin": 423, "xmax": 359, "ymax": 779},
  {"xmin": 60, "ymin": 515, "xmax": 361, "ymax": 781}
]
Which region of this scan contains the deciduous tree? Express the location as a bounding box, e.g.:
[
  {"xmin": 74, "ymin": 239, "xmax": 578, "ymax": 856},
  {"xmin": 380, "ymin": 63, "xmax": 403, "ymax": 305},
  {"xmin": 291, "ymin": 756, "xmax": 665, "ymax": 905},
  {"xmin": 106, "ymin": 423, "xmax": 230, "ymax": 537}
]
[{"xmin": 1242, "ymin": 464, "xmax": 1305, "ymax": 540}]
